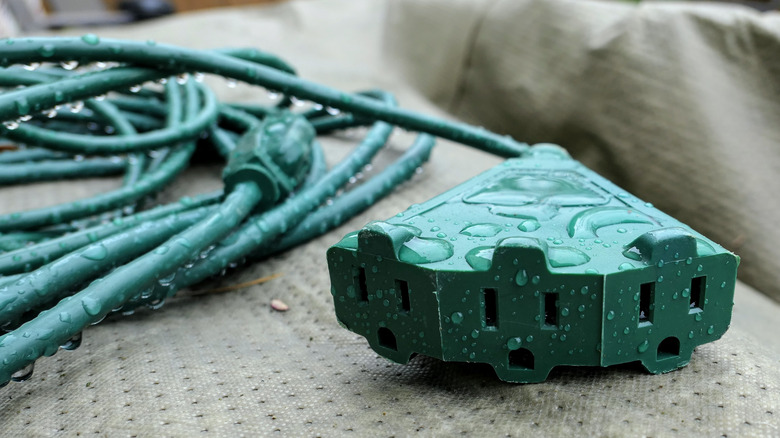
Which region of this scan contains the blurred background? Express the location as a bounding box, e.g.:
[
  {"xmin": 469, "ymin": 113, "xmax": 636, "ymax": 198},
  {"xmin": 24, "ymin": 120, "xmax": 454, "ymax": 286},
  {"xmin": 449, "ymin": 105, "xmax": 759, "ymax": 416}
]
[{"xmin": 1, "ymin": 0, "xmax": 779, "ymax": 39}]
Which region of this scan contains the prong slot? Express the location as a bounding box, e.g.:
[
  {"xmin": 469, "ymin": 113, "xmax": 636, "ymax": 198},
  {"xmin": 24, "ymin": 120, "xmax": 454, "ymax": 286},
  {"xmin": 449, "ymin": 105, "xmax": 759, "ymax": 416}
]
[
  {"xmin": 482, "ymin": 288, "xmax": 498, "ymax": 328},
  {"xmin": 690, "ymin": 276, "xmax": 706, "ymax": 312},
  {"xmin": 639, "ymin": 282, "xmax": 654, "ymax": 324},
  {"xmin": 396, "ymin": 279, "xmax": 411, "ymax": 312},
  {"xmin": 544, "ymin": 292, "xmax": 558, "ymax": 328},
  {"xmin": 353, "ymin": 267, "xmax": 368, "ymax": 302}
]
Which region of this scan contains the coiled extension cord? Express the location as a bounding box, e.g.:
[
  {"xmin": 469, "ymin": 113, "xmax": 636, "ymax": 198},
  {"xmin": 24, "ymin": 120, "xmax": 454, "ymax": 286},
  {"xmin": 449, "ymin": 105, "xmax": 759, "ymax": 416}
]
[{"xmin": 0, "ymin": 35, "xmax": 528, "ymax": 386}]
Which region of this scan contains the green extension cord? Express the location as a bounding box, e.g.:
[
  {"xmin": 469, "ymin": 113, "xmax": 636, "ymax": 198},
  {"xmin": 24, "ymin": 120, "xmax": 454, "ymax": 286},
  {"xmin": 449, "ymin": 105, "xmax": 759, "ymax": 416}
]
[{"xmin": 0, "ymin": 35, "xmax": 529, "ymax": 386}]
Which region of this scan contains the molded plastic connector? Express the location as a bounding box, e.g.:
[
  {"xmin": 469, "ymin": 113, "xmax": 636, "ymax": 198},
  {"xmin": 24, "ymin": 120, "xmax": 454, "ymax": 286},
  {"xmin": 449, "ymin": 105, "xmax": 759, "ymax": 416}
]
[
  {"xmin": 327, "ymin": 144, "xmax": 739, "ymax": 383},
  {"xmin": 222, "ymin": 111, "xmax": 314, "ymax": 208}
]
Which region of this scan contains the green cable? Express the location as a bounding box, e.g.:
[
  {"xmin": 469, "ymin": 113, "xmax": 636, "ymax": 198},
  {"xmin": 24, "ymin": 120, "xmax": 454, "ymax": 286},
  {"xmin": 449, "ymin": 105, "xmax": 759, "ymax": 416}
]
[
  {"xmin": 129, "ymin": 115, "xmax": 399, "ymax": 307},
  {"xmin": 0, "ymin": 36, "xmax": 530, "ymax": 386},
  {"xmin": 0, "ymin": 206, "xmax": 213, "ymax": 329},
  {"xmin": 0, "ymin": 191, "xmax": 222, "ymax": 276},
  {"xmin": 0, "ymin": 157, "xmax": 126, "ymax": 185},
  {"xmin": 0, "ymin": 183, "xmax": 262, "ymax": 383},
  {"xmin": 0, "ymin": 80, "xmax": 206, "ymax": 231},
  {"xmin": 0, "ymin": 37, "xmax": 527, "ymax": 157},
  {"xmin": 0, "ymin": 148, "xmax": 69, "ymax": 164}
]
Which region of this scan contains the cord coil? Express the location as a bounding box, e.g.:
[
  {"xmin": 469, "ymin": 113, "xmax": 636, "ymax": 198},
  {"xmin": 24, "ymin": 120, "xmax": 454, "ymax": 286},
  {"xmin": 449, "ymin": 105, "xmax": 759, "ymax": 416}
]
[{"xmin": 0, "ymin": 36, "xmax": 528, "ymax": 386}]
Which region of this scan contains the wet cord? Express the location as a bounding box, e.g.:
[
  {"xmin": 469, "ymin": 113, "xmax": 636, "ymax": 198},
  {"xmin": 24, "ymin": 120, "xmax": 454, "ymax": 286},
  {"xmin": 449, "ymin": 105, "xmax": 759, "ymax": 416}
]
[{"xmin": 0, "ymin": 36, "xmax": 528, "ymax": 385}]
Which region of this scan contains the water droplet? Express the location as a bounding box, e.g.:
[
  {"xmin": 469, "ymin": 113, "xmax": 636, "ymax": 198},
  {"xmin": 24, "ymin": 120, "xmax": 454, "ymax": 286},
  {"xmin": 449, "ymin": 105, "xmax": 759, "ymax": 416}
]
[
  {"xmin": 60, "ymin": 60, "xmax": 79, "ymax": 70},
  {"xmin": 81, "ymin": 297, "xmax": 102, "ymax": 316},
  {"xmin": 3, "ymin": 120, "xmax": 19, "ymax": 130},
  {"xmin": 147, "ymin": 299, "xmax": 166, "ymax": 310},
  {"xmin": 507, "ymin": 337, "xmax": 523, "ymax": 350},
  {"xmin": 176, "ymin": 73, "xmax": 189, "ymax": 85},
  {"xmin": 14, "ymin": 98, "xmax": 29, "ymax": 116},
  {"xmin": 11, "ymin": 362, "xmax": 34, "ymax": 382},
  {"xmin": 398, "ymin": 237, "xmax": 454, "ymax": 264},
  {"xmin": 81, "ymin": 244, "xmax": 108, "ymax": 261},
  {"xmin": 471, "ymin": 330, "xmax": 480, "ymax": 339},
  {"xmin": 81, "ymin": 34, "xmax": 100, "ymax": 45},
  {"xmin": 707, "ymin": 325, "xmax": 715, "ymax": 335},
  {"xmin": 580, "ymin": 286, "xmax": 589, "ymax": 295},
  {"xmin": 637, "ymin": 340, "xmax": 649, "ymax": 353},
  {"xmin": 515, "ymin": 269, "xmax": 529, "ymax": 286},
  {"xmin": 325, "ymin": 106, "xmax": 340, "ymax": 116},
  {"xmin": 35, "ymin": 329, "xmax": 54, "ymax": 341},
  {"xmin": 451, "ymin": 312, "xmax": 464, "ymax": 324},
  {"xmin": 578, "ymin": 305, "xmax": 586, "ymax": 312},
  {"xmin": 517, "ymin": 219, "xmax": 541, "ymax": 232},
  {"xmin": 154, "ymin": 245, "xmax": 170, "ymax": 255},
  {"xmin": 695, "ymin": 313, "xmax": 703, "ymax": 322},
  {"xmin": 606, "ymin": 311, "xmax": 615, "ymax": 320},
  {"xmin": 548, "ymin": 247, "xmax": 590, "ymax": 267},
  {"xmin": 290, "ymin": 96, "xmax": 305, "ymax": 107},
  {"xmin": 226, "ymin": 78, "xmax": 238, "ymax": 88},
  {"xmin": 561, "ymin": 307, "xmax": 570, "ymax": 316},
  {"xmin": 464, "ymin": 246, "xmax": 494, "ymax": 271},
  {"xmin": 61, "ymin": 332, "xmax": 82, "ymax": 350},
  {"xmin": 158, "ymin": 272, "xmax": 176, "ymax": 287},
  {"xmin": 38, "ymin": 44, "xmax": 55, "ymax": 57},
  {"xmin": 618, "ymin": 263, "xmax": 634, "ymax": 271},
  {"xmin": 23, "ymin": 62, "xmax": 41, "ymax": 71},
  {"xmin": 460, "ymin": 223, "xmax": 502, "ymax": 237},
  {"xmin": 526, "ymin": 335, "xmax": 534, "ymax": 342},
  {"xmin": 69, "ymin": 101, "xmax": 84, "ymax": 113}
]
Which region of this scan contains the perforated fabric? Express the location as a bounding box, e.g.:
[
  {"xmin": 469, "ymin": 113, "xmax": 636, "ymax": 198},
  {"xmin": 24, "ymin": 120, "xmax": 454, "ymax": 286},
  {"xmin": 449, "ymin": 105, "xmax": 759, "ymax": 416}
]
[{"xmin": 1, "ymin": 1, "xmax": 779, "ymax": 436}]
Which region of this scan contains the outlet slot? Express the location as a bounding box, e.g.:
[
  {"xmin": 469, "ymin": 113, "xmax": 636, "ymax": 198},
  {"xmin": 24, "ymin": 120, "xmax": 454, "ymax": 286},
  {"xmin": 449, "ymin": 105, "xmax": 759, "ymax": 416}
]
[
  {"xmin": 544, "ymin": 292, "xmax": 558, "ymax": 328},
  {"xmin": 396, "ymin": 279, "xmax": 411, "ymax": 312},
  {"xmin": 482, "ymin": 288, "xmax": 498, "ymax": 328},
  {"xmin": 353, "ymin": 267, "xmax": 368, "ymax": 302},
  {"xmin": 639, "ymin": 282, "xmax": 654, "ymax": 324},
  {"xmin": 690, "ymin": 276, "xmax": 706, "ymax": 312}
]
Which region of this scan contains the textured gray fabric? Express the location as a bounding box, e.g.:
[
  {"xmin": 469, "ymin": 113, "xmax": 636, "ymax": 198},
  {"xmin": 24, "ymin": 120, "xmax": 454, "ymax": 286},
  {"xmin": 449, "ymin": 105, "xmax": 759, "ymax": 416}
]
[
  {"xmin": 1, "ymin": 1, "xmax": 779, "ymax": 436},
  {"xmin": 387, "ymin": 0, "xmax": 780, "ymax": 302}
]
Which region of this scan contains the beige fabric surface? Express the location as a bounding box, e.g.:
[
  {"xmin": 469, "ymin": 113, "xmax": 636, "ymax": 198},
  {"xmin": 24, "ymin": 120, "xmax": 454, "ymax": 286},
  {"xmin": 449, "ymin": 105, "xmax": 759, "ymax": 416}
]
[
  {"xmin": 1, "ymin": 1, "xmax": 779, "ymax": 436},
  {"xmin": 387, "ymin": 0, "xmax": 780, "ymax": 302}
]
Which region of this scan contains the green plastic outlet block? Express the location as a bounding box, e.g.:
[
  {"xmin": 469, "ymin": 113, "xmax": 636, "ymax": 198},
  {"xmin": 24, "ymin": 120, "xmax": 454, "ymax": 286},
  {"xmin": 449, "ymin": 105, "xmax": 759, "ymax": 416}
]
[{"xmin": 326, "ymin": 144, "xmax": 739, "ymax": 383}]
